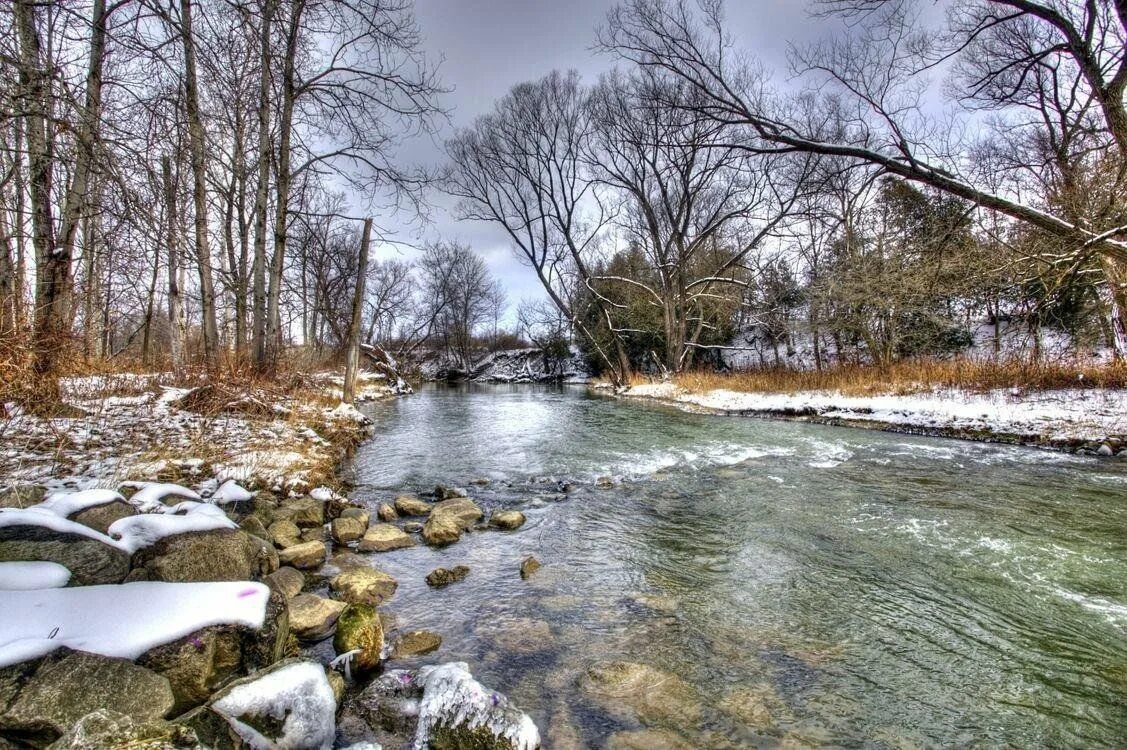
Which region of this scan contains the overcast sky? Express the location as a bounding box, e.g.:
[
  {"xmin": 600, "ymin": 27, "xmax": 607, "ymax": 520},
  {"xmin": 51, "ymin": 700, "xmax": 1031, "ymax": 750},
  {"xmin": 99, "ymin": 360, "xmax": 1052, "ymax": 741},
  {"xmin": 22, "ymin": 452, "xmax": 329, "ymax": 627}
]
[{"xmin": 374, "ymin": 1, "xmax": 826, "ymax": 320}]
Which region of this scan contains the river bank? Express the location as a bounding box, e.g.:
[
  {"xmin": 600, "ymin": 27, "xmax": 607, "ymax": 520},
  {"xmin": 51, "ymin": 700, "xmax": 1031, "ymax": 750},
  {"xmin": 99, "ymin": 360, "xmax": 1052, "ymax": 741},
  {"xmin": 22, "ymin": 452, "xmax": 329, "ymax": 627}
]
[{"xmin": 617, "ymin": 381, "xmax": 1127, "ymax": 455}]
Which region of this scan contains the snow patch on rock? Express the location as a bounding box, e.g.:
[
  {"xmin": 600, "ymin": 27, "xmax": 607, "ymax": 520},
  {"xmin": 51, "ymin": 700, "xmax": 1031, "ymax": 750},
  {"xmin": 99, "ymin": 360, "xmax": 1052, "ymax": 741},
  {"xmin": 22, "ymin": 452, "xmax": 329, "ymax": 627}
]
[
  {"xmin": 0, "ymin": 561, "xmax": 71, "ymax": 590},
  {"xmin": 212, "ymin": 661, "xmax": 336, "ymax": 750}
]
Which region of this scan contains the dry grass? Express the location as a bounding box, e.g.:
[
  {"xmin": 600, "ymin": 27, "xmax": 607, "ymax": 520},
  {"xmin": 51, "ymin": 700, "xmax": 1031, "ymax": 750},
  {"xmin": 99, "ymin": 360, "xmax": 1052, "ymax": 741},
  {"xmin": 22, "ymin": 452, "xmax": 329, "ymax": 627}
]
[{"xmin": 636, "ymin": 356, "xmax": 1127, "ymax": 397}]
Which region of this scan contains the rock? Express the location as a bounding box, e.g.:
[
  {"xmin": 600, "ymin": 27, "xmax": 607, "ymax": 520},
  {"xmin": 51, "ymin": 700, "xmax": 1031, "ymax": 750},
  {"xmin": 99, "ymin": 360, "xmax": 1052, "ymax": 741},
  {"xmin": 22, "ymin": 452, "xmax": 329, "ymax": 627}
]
[
  {"xmin": 479, "ymin": 618, "xmax": 553, "ymax": 655},
  {"xmin": 425, "ymin": 565, "xmax": 470, "ymax": 588},
  {"xmin": 129, "ymin": 529, "xmax": 278, "ymax": 582},
  {"xmin": 267, "ymin": 519, "xmax": 302, "ymax": 548},
  {"xmin": 470, "ymin": 478, "xmax": 491, "ymax": 486},
  {"xmin": 376, "ymin": 503, "xmax": 398, "ymax": 522},
  {"xmin": 264, "ymin": 566, "xmax": 305, "ymax": 600},
  {"xmin": 238, "ymin": 515, "xmax": 269, "ymax": 540},
  {"xmin": 0, "ymin": 526, "xmax": 129, "ymax": 586},
  {"xmin": 422, "ymin": 512, "xmax": 463, "ymax": 547},
  {"xmin": 209, "ymin": 659, "xmax": 336, "ymax": 750},
  {"xmin": 519, "ymin": 556, "xmax": 541, "ymax": 580},
  {"xmin": 393, "ymin": 495, "xmax": 432, "ymax": 517},
  {"xmin": 48, "ymin": 709, "xmax": 200, "ymax": 750},
  {"xmin": 489, "ymin": 510, "xmax": 526, "ymax": 530},
  {"xmin": 0, "ymin": 485, "xmax": 44, "ymax": 509},
  {"xmin": 340, "ymin": 507, "xmax": 371, "ymax": 526},
  {"xmin": 717, "ymin": 684, "xmax": 789, "ymax": 730},
  {"xmin": 433, "ymin": 484, "xmax": 468, "ymax": 500},
  {"xmin": 333, "ymin": 604, "xmax": 384, "ymax": 673},
  {"xmin": 289, "ymin": 593, "xmax": 347, "ymax": 640},
  {"xmin": 330, "ymin": 567, "xmax": 398, "ymax": 606},
  {"xmin": 137, "ymin": 626, "xmax": 249, "ymax": 714},
  {"xmin": 328, "ymin": 551, "xmax": 371, "ymax": 572},
  {"xmin": 402, "ymin": 521, "xmax": 424, "ymax": 533},
  {"xmin": 390, "ymin": 631, "xmax": 442, "ymax": 659},
  {"xmin": 300, "ymin": 526, "xmax": 327, "ymax": 544},
  {"xmin": 326, "ymin": 669, "xmax": 346, "ymax": 704},
  {"xmin": 358, "ymin": 524, "xmax": 415, "ymax": 553},
  {"xmin": 277, "ymin": 540, "xmax": 326, "ymax": 570},
  {"xmin": 0, "ymin": 649, "xmax": 174, "ymax": 746},
  {"xmin": 607, "ymin": 730, "xmax": 695, "ymax": 750},
  {"xmin": 594, "ymin": 476, "xmax": 615, "ymax": 489},
  {"xmin": 274, "ymin": 497, "xmax": 324, "ymax": 528},
  {"xmin": 1097, "ymin": 443, "xmax": 1114, "ymax": 456},
  {"xmin": 353, "ymin": 662, "xmax": 538, "ymax": 750},
  {"xmin": 431, "ymin": 497, "xmax": 483, "ymax": 529},
  {"xmin": 578, "ymin": 661, "xmax": 701, "ymax": 727},
  {"xmin": 331, "ymin": 516, "xmax": 367, "ymax": 544},
  {"xmin": 69, "ymin": 500, "xmax": 136, "ymax": 535}
]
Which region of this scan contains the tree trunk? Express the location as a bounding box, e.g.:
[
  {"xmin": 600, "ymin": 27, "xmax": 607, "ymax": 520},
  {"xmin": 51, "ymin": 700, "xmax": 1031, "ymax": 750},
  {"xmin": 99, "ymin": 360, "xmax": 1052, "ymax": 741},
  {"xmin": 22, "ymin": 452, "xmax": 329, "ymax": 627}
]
[
  {"xmin": 343, "ymin": 218, "xmax": 372, "ymax": 404},
  {"xmin": 179, "ymin": 0, "xmax": 220, "ymax": 369},
  {"xmin": 251, "ymin": 0, "xmax": 275, "ymax": 370},
  {"xmin": 162, "ymin": 156, "xmax": 186, "ymax": 373}
]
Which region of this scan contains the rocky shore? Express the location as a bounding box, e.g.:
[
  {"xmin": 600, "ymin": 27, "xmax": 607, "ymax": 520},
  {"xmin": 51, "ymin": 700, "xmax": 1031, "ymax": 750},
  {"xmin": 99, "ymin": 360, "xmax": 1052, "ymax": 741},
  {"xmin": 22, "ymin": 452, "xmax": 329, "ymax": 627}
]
[{"xmin": 0, "ymin": 374, "xmax": 544, "ymax": 749}]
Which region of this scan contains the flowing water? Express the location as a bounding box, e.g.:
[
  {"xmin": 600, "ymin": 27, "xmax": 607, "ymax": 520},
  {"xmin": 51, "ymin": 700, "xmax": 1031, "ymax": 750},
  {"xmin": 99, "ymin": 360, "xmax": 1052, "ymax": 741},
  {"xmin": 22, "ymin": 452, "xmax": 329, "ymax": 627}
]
[{"xmin": 346, "ymin": 384, "xmax": 1127, "ymax": 748}]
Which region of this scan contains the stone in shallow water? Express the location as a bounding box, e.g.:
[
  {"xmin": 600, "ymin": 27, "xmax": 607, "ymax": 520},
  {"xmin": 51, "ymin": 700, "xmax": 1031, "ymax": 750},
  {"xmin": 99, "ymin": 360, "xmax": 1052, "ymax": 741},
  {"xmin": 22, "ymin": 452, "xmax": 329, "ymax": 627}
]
[
  {"xmin": 377, "ymin": 502, "xmax": 398, "ymax": 522},
  {"xmin": 264, "ymin": 565, "xmax": 305, "ymax": 600},
  {"xmin": 519, "ymin": 556, "xmax": 541, "ymax": 580},
  {"xmin": 333, "ymin": 604, "xmax": 383, "ymax": 673},
  {"xmin": 717, "ymin": 684, "xmax": 789, "ymax": 731},
  {"xmin": 490, "ymin": 510, "xmax": 526, "ymax": 530},
  {"xmin": 607, "ymin": 729, "xmax": 696, "ymax": 750},
  {"xmin": 358, "ymin": 523, "xmax": 414, "ymax": 553},
  {"xmin": 289, "ymin": 593, "xmax": 347, "ymax": 641},
  {"xmin": 478, "ymin": 617, "xmax": 554, "ymax": 655},
  {"xmin": 425, "ymin": 565, "xmax": 469, "ymax": 588},
  {"xmin": 393, "ymin": 495, "xmax": 432, "ymax": 517},
  {"xmin": 431, "ymin": 498, "xmax": 483, "ymax": 528},
  {"xmin": 578, "ymin": 660, "xmax": 702, "ymax": 728},
  {"xmin": 330, "ymin": 566, "xmax": 398, "ymax": 606},
  {"xmin": 422, "ymin": 513, "xmax": 462, "ymax": 547},
  {"xmin": 277, "ymin": 540, "xmax": 326, "ymax": 570},
  {"xmin": 390, "ymin": 630, "xmax": 442, "ymax": 659},
  {"xmin": 331, "ymin": 516, "xmax": 367, "ymax": 544}
]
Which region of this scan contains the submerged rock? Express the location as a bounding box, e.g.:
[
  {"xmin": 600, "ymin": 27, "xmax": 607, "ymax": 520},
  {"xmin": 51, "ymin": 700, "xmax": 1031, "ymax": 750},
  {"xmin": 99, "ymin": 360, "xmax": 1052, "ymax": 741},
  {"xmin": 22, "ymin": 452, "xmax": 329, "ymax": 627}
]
[
  {"xmin": 390, "ymin": 631, "xmax": 442, "ymax": 659},
  {"xmin": 519, "ymin": 556, "xmax": 541, "ymax": 580},
  {"xmin": 358, "ymin": 523, "xmax": 415, "ymax": 553},
  {"xmin": 277, "ymin": 540, "xmax": 326, "ymax": 570},
  {"xmin": 289, "ymin": 593, "xmax": 347, "ymax": 641},
  {"xmin": 353, "ymin": 662, "xmax": 539, "ymax": 750},
  {"xmin": 333, "ymin": 604, "xmax": 384, "ymax": 673},
  {"xmin": 425, "ymin": 565, "xmax": 470, "ymax": 588},
  {"xmin": 128, "ymin": 528, "xmax": 277, "ymax": 583},
  {"xmin": 0, "ymin": 525, "xmax": 129, "ymax": 586},
  {"xmin": 393, "ymin": 495, "xmax": 432, "ymax": 517},
  {"xmin": 578, "ymin": 661, "xmax": 702, "ymax": 728},
  {"xmin": 330, "ymin": 566, "xmax": 398, "ymax": 606},
  {"xmin": 606, "ymin": 729, "xmax": 696, "ymax": 750},
  {"xmin": 0, "ymin": 649, "xmax": 174, "ymax": 746},
  {"xmin": 717, "ymin": 684, "xmax": 790, "ymax": 730},
  {"xmin": 478, "ymin": 618, "xmax": 554, "ymax": 655},
  {"xmin": 489, "ymin": 511, "xmax": 526, "ymax": 531}
]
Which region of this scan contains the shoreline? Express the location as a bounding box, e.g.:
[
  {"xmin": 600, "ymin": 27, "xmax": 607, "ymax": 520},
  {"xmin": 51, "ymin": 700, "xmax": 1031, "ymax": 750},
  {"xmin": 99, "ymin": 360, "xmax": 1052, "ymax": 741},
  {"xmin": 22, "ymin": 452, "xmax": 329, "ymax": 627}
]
[{"xmin": 613, "ymin": 382, "xmax": 1127, "ymax": 456}]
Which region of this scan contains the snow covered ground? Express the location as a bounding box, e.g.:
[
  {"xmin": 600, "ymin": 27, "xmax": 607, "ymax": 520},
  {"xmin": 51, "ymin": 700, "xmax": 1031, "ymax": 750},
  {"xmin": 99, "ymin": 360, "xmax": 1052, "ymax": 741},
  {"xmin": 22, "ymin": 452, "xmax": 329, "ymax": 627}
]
[
  {"xmin": 0, "ymin": 372, "xmax": 389, "ymax": 495},
  {"xmin": 625, "ymin": 382, "xmax": 1127, "ymax": 450}
]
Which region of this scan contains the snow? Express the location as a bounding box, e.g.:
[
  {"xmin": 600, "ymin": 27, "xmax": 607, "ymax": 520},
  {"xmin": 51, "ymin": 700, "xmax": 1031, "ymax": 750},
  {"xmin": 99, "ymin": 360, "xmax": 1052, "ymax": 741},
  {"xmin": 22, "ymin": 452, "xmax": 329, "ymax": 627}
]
[
  {"xmin": 329, "ymin": 402, "xmax": 372, "ymax": 425},
  {"xmin": 211, "ymin": 479, "xmax": 253, "ymax": 504},
  {"xmin": 212, "ymin": 661, "xmax": 337, "ymax": 750},
  {"xmin": 37, "ymin": 489, "xmax": 125, "ymax": 518},
  {"xmin": 0, "ymin": 507, "xmax": 121, "ymax": 546},
  {"xmin": 0, "ymin": 561, "xmax": 71, "ymax": 590},
  {"xmin": 107, "ymin": 505, "xmax": 237, "ymax": 554},
  {"xmin": 122, "ymin": 482, "xmax": 202, "ymax": 512},
  {"xmin": 626, "ymin": 383, "xmax": 1127, "ymax": 444},
  {"xmin": 0, "ymin": 581, "xmax": 270, "ymax": 667},
  {"xmin": 412, "ymin": 662, "xmax": 540, "ymax": 750}
]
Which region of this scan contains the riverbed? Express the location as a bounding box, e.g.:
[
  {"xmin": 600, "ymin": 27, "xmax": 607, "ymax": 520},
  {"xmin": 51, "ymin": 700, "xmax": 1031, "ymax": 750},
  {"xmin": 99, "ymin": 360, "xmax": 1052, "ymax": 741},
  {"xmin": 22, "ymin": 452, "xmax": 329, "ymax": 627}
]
[{"xmin": 347, "ymin": 383, "xmax": 1127, "ymax": 747}]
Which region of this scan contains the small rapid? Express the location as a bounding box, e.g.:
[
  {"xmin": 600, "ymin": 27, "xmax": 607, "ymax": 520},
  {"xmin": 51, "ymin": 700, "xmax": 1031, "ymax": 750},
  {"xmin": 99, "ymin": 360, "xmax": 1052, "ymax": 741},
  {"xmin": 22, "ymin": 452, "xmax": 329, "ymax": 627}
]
[{"xmin": 347, "ymin": 383, "xmax": 1127, "ymax": 747}]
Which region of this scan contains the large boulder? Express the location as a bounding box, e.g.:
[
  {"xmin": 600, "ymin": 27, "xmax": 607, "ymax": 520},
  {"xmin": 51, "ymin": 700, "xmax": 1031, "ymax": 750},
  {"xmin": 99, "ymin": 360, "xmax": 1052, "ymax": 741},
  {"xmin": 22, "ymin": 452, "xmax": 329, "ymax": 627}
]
[
  {"xmin": 578, "ymin": 661, "xmax": 701, "ymax": 728},
  {"xmin": 277, "ymin": 540, "xmax": 326, "ymax": 570},
  {"xmin": 357, "ymin": 524, "xmax": 414, "ymax": 553},
  {"xmin": 68, "ymin": 500, "xmax": 136, "ymax": 535},
  {"xmin": 273, "ymin": 497, "xmax": 324, "ymax": 528},
  {"xmin": 393, "ymin": 495, "xmax": 432, "ymax": 517},
  {"xmin": 136, "ymin": 590, "xmax": 289, "ymax": 713},
  {"xmin": 330, "ymin": 567, "xmax": 398, "ymax": 607},
  {"xmin": 0, "ymin": 485, "xmax": 44, "ymax": 509},
  {"xmin": 0, "ymin": 526, "xmax": 129, "ymax": 586},
  {"xmin": 330, "ymin": 517, "xmax": 366, "ymax": 545},
  {"xmin": 127, "ymin": 529, "xmax": 277, "ymax": 583},
  {"xmin": 0, "ymin": 649, "xmax": 174, "ymax": 747},
  {"xmin": 289, "ymin": 593, "xmax": 347, "ymax": 641},
  {"xmin": 48, "ymin": 709, "xmax": 200, "ymax": 750},
  {"xmin": 333, "ymin": 604, "xmax": 384, "ymax": 673}
]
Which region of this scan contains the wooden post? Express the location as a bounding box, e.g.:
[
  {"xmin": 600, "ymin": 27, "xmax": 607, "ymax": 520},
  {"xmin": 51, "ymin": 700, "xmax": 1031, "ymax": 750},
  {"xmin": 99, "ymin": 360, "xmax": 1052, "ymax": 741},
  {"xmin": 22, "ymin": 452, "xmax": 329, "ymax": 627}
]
[{"xmin": 342, "ymin": 218, "xmax": 372, "ymax": 404}]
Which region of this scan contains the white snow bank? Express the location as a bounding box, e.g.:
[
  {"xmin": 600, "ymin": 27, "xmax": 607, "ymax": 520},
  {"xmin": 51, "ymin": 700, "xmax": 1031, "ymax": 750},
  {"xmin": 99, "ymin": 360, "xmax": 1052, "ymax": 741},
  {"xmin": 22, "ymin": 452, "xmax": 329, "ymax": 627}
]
[
  {"xmin": 0, "ymin": 581, "xmax": 270, "ymax": 667},
  {"xmin": 626, "ymin": 384, "xmax": 1127, "ymax": 444},
  {"xmin": 37, "ymin": 489, "xmax": 124, "ymax": 518},
  {"xmin": 413, "ymin": 662, "xmax": 540, "ymax": 750},
  {"xmin": 211, "ymin": 479, "xmax": 253, "ymax": 504},
  {"xmin": 121, "ymin": 482, "xmax": 202, "ymax": 512},
  {"xmin": 212, "ymin": 661, "xmax": 336, "ymax": 750},
  {"xmin": 0, "ymin": 507, "xmax": 121, "ymax": 546},
  {"xmin": 329, "ymin": 402, "xmax": 372, "ymax": 425},
  {"xmin": 309, "ymin": 486, "xmax": 337, "ymax": 502},
  {"xmin": 0, "ymin": 561, "xmax": 71, "ymax": 590},
  {"xmin": 108, "ymin": 505, "xmax": 237, "ymax": 553}
]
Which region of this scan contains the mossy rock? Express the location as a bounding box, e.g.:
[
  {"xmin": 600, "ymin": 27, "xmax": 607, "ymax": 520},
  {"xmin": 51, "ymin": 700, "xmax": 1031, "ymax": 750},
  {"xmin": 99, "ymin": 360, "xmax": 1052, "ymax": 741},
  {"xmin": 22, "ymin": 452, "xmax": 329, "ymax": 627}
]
[
  {"xmin": 333, "ymin": 604, "xmax": 384, "ymax": 673},
  {"xmin": 430, "ymin": 722, "xmax": 526, "ymax": 750},
  {"xmin": 128, "ymin": 529, "xmax": 278, "ymax": 583}
]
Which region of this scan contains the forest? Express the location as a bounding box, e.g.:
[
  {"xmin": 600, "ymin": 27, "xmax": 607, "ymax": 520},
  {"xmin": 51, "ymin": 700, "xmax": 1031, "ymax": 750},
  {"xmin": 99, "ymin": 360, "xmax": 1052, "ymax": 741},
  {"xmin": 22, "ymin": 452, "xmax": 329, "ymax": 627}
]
[{"xmin": 2, "ymin": 0, "xmax": 1126, "ymax": 397}]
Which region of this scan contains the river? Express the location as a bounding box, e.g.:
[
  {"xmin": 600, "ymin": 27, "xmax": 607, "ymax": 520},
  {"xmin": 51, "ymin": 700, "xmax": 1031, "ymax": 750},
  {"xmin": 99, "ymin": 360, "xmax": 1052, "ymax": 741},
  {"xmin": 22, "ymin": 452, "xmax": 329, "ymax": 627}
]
[{"xmin": 347, "ymin": 383, "xmax": 1127, "ymax": 748}]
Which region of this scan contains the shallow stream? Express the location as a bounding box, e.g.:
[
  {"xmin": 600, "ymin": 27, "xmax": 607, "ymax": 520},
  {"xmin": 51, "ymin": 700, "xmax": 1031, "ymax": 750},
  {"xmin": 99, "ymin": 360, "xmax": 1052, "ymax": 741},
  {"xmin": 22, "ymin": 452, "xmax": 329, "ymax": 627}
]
[{"xmin": 346, "ymin": 384, "xmax": 1127, "ymax": 748}]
